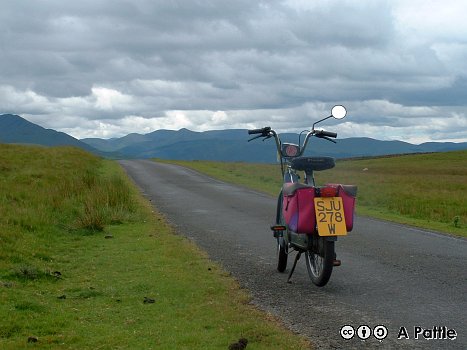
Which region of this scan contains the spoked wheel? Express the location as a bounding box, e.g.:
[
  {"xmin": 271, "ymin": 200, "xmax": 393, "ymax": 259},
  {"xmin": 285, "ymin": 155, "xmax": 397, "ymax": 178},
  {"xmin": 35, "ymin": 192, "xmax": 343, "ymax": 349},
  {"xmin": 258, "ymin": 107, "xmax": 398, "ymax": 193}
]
[
  {"xmin": 305, "ymin": 237, "xmax": 334, "ymax": 287},
  {"xmin": 277, "ymin": 237, "xmax": 288, "ymax": 272}
]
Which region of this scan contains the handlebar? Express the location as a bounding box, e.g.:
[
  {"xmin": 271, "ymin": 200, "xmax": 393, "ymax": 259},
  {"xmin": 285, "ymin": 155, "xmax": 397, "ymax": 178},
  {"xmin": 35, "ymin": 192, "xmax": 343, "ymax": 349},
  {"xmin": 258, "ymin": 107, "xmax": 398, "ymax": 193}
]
[
  {"xmin": 248, "ymin": 127, "xmax": 271, "ymax": 135},
  {"xmin": 247, "ymin": 126, "xmax": 338, "ymax": 156},
  {"xmin": 247, "ymin": 106, "xmax": 346, "ymax": 176},
  {"xmin": 315, "ymin": 130, "xmax": 337, "ymax": 138}
]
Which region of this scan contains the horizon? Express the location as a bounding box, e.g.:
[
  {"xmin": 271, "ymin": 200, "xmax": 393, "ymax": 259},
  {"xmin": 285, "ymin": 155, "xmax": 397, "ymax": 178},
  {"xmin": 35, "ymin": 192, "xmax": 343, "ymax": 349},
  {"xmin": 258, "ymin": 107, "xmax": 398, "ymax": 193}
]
[{"xmin": 2, "ymin": 112, "xmax": 466, "ymax": 146}]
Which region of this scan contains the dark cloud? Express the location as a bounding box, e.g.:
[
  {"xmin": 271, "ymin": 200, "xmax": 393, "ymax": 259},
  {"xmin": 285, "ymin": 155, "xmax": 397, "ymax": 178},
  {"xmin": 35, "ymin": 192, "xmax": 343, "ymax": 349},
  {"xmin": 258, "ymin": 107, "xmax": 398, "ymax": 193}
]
[{"xmin": 0, "ymin": 0, "xmax": 466, "ymax": 142}]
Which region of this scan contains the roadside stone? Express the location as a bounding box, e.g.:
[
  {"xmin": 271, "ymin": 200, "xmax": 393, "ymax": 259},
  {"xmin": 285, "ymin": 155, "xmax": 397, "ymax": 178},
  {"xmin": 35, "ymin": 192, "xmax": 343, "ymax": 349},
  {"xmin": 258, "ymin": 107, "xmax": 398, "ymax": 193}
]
[
  {"xmin": 143, "ymin": 297, "xmax": 155, "ymax": 304},
  {"xmin": 27, "ymin": 336, "xmax": 38, "ymax": 343}
]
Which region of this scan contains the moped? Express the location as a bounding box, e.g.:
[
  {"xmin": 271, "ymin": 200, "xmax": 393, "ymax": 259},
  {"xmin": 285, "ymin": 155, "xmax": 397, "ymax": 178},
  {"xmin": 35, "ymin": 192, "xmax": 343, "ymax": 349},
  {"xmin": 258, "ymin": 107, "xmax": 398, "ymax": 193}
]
[{"xmin": 248, "ymin": 106, "xmax": 357, "ymax": 286}]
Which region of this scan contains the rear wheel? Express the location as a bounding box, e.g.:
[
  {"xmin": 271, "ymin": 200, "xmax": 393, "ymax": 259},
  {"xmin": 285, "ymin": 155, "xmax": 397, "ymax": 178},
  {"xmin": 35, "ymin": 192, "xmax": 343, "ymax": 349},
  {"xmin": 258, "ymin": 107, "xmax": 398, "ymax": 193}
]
[
  {"xmin": 277, "ymin": 237, "xmax": 288, "ymax": 272},
  {"xmin": 276, "ymin": 192, "xmax": 288, "ymax": 272},
  {"xmin": 305, "ymin": 237, "xmax": 334, "ymax": 286}
]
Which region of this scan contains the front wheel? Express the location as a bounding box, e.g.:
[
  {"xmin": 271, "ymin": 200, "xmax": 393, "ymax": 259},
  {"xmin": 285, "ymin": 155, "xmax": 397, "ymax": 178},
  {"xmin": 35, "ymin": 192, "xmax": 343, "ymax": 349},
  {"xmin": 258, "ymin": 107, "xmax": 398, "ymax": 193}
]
[{"xmin": 305, "ymin": 237, "xmax": 334, "ymax": 287}]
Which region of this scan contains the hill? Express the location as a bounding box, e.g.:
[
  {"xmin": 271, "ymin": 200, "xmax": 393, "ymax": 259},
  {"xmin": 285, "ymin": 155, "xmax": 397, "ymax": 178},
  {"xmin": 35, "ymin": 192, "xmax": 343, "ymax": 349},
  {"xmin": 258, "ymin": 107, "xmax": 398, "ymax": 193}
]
[
  {"xmin": 82, "ymin": 128, "xmax": 467, "ymax": 161},
  {"xmin": 0, "ymin": 114, "xmax": 106, "ymax": 156},
  {"xmin": 2, "ymin": 114, "xmax": 465, "ymax": 160}
]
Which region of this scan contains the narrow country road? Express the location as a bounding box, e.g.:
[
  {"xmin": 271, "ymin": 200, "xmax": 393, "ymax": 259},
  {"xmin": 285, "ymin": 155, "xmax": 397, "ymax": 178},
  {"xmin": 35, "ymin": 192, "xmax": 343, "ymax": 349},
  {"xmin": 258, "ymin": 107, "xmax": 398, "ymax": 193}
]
[{"xmin": 119, "ymin": 159, "xmax": 466, "ymax": 349}]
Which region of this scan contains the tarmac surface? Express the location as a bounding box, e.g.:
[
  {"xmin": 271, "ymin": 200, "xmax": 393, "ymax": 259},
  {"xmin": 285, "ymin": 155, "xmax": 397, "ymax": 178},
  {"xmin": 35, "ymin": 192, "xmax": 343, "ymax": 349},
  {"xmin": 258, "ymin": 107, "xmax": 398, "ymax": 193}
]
[{"xmin": 120, "ymin": 159, "xmax": 467, "ymax": 349}]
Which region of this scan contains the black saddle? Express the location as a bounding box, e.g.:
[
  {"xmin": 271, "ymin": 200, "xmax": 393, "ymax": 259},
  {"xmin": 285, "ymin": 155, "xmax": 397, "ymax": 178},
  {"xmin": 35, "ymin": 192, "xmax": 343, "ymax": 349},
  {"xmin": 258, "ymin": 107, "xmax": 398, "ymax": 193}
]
[{"xmin": 290, "ymin": 156, "xmax": 335, "ymax": 173}]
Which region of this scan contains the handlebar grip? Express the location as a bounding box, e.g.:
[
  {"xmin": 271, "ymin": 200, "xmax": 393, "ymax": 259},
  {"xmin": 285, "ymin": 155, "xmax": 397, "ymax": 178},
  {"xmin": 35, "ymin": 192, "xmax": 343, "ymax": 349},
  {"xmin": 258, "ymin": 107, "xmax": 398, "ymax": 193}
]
[
  {"xmin": 316, "ymin": 130, "xmax": 337, "ymax": 138},
  {"xmin": 248, "ymin": 126, "xmax": 271, "ymax": 135},
  {"xmin": 248, "ymin": 128, "xmax": 264, "ymax": 135}
]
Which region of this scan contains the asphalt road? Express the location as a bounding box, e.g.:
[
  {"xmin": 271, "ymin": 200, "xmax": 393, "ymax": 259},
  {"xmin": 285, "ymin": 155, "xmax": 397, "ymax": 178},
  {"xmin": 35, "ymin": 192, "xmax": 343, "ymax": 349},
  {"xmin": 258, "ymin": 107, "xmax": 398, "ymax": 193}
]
[{"xmin": 119, "ymin": 159, "xmax": 466, "ymax": 349}]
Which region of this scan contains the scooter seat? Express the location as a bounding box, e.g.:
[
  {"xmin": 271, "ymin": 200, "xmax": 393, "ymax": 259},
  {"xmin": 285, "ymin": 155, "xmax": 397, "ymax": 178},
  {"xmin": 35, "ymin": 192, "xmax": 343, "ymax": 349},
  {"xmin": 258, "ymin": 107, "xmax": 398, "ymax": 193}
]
[{"xmin": 290, "ymin": 156, "xmax": 335, "ymax": 172}]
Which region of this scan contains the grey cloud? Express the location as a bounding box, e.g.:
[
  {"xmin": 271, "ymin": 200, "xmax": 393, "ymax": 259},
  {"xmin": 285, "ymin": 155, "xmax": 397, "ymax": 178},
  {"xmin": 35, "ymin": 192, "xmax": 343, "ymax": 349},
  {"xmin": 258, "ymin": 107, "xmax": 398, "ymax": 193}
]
[
  {"xmin": 0, "ymin": 0, "xmax": 466, "ymax": 142},
  {"xmin": 289, "ymin": 1, "xmax": 395, "ymax": 49}
]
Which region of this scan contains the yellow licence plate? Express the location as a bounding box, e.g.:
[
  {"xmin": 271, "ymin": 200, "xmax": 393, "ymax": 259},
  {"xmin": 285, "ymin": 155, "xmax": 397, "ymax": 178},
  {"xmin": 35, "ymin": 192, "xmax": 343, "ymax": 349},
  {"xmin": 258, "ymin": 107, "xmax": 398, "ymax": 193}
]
[{"xmin": 314, "ymin": 197, "xmax": 347, "ymax": 236}]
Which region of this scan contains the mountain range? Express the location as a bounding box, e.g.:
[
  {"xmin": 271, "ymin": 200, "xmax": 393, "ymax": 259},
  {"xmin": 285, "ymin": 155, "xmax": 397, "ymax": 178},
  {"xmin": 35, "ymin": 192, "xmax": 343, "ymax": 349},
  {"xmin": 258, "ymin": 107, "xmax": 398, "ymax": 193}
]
[{"xmin": 1, "ymin": 114, "xmax": 466, "ymax": 162}]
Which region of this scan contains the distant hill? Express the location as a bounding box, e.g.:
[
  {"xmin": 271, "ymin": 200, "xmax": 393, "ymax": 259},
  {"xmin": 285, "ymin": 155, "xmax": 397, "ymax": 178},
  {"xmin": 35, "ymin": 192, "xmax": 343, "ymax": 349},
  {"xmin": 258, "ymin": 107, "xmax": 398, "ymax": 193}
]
[
  {"xmin": 82, "ymin": 128, "xmax": 467, "ymax": 162},
  {"xmin": 0, "ymin": 114, "xmax": 109, "ymax": 157},
  {"xmin": 2, "ymin": 114, "xmax": 466, "ymax": 161}
]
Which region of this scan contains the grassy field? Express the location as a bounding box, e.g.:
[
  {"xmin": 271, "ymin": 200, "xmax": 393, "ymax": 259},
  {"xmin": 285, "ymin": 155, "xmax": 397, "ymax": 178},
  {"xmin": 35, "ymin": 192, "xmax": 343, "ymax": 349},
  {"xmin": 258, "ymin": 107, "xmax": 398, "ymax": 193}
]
[
  {"xmin": 0, "ymin": 144, "xmax": 311, "ymax": 349},
  {"xmin": 159, "ymin": 150, "xmax": 467, "ymax": 237}
]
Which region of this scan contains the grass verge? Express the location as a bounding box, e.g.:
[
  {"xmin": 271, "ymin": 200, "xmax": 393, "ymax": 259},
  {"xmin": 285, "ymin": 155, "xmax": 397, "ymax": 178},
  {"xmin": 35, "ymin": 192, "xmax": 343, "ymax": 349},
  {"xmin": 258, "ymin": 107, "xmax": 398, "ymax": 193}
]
[
  {"xmin": 0, "ymin": 144, "xmax": 311, "ymax": 349},
  {"xmin": 158, "ymin": 150, "xmax": 467, "ymax": 237}
]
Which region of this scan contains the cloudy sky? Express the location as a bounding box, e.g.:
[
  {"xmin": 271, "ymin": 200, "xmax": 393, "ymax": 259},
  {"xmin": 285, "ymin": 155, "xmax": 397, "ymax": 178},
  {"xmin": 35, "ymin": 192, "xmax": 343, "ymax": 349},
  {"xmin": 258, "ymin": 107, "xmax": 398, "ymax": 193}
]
[{"xmin": 1, "ymin": 0, "xmax": 467, "ymax": 143}]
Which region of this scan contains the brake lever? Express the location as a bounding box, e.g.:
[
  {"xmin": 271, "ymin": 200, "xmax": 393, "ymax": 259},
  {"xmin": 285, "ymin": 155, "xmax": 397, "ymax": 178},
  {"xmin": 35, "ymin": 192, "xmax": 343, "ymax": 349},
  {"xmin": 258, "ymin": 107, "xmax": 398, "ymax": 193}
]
[
  {"xmin": 315, "ymin": 134, "xmax": 337, "ymax": 143},
  {"xmin": 248, "ymin": 134, "xmax": 263, "ymax": 142},
  {"xmin": 322, "ymin": 136, "xmax": 337, "ymax": 143},
  {"xmin": 262, "ymin": 135, "xmax": 272, "ymax": 141}
]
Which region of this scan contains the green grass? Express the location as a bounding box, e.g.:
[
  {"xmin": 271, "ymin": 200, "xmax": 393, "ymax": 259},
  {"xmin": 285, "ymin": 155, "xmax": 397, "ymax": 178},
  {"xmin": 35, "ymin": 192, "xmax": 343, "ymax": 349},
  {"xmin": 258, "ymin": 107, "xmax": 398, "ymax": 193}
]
[
  {"xmin": 158, "ymin": 150, "xmax": 467, "ymax": 237},
  {"xmin": 0, "ymin": 144, "xmax": 311, "ymax": 349}
]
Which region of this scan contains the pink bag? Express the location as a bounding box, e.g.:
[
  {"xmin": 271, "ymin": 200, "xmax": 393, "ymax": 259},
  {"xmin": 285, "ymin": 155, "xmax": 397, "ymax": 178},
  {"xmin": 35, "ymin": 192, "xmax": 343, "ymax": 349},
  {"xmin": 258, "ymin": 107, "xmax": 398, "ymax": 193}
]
[
  {"xmin": 325, "ymin": 184, "xmax": 357, "ymax": 232},
  {"xmin": 282, "ymin": 183, "xmax": 357, "ymax": 234},
  {"xmin": 282, "ymin": 183, "xmax": 316, "ymax": 234}
]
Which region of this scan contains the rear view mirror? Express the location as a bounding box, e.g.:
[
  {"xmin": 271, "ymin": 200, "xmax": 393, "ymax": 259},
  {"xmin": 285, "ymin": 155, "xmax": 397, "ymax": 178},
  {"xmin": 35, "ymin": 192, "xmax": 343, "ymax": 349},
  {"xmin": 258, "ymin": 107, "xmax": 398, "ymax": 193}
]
[
  {"xmin": 331, "ymin": 105, "xmax": 346, "ymax": 119},
  {"xmin": 312, "ymin": 105, "xmax": 347, "ymax": 131}
]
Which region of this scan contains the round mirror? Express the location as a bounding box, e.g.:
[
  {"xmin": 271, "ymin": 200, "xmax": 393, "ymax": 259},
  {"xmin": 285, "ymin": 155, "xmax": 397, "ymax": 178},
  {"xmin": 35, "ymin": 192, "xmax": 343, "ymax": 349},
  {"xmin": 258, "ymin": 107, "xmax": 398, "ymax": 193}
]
[{"xmin": 331, "ymin": 105, "xmax": 346, "ymax": 119}]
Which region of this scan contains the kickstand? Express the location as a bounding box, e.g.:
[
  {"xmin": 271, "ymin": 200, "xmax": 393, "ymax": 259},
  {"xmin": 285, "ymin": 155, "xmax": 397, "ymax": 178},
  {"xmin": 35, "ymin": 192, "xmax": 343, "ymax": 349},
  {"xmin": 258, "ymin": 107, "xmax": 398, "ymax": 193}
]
[{"xmin": 287, "ymin": 251, "xmax": 302, "ymax": 283}]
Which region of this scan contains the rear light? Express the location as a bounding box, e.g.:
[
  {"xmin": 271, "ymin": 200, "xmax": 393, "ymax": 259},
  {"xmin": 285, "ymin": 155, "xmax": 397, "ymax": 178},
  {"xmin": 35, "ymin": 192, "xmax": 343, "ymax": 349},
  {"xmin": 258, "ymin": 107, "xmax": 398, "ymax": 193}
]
[
  {"xmin": 271, "ymin": 225, "xmax": 287, "ymax": 238},
  {"xmin": 271, "ymin": 225, "xmax": 287, "ymax": 231},
  {"xmin": 319, "ymin": 186, "xmax": 338, "ymax": 197}
]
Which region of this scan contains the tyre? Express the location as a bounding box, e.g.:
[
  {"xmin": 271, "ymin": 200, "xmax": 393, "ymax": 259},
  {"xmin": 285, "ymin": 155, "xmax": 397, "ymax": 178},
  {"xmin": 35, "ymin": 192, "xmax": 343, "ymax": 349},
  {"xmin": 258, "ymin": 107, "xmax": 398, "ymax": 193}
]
[
  {"xmin": 277, "ymin": 237, "xmax": 288, "ymax": 272},
  {"xmin": 276, "ymin": 191, "xmax": 288, "ymax": 272},
  {"xmin": 305, "ymin": 237, "xmax": 334, "ymax": 287}
]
